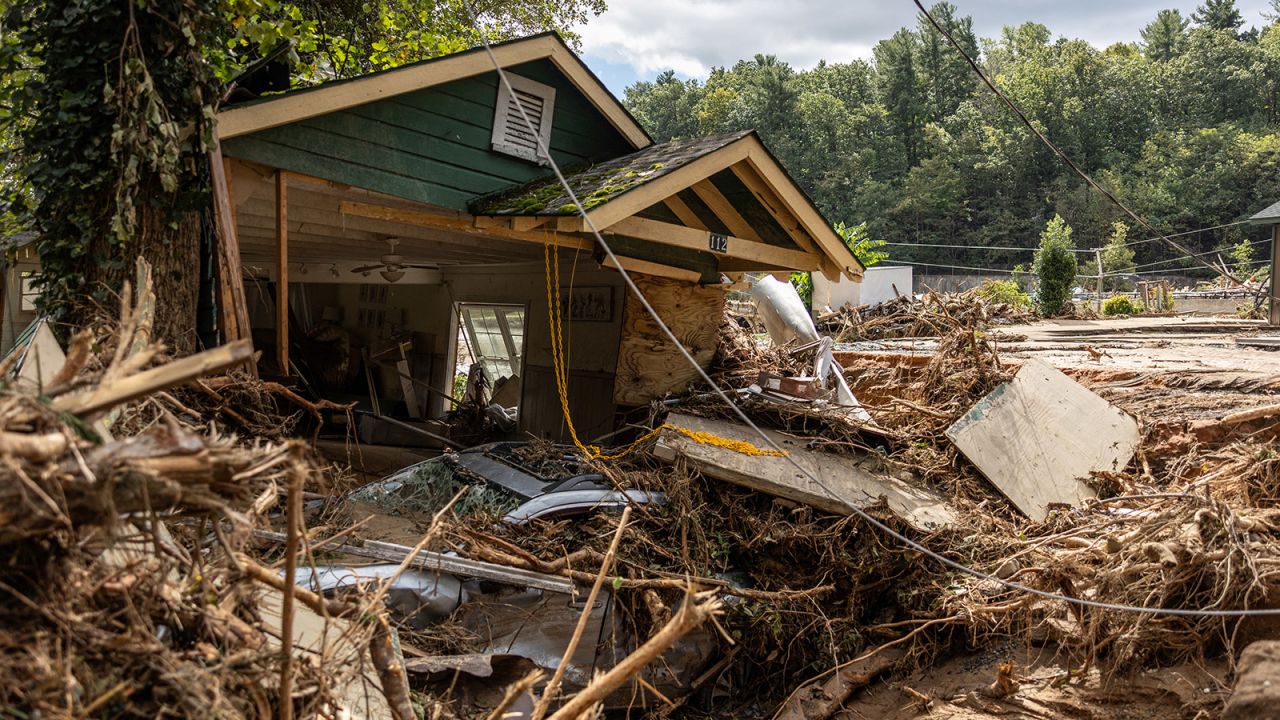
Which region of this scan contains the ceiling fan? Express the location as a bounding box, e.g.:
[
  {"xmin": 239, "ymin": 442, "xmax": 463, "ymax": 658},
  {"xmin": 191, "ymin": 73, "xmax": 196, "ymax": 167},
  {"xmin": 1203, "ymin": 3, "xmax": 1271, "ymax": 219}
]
[{"xmin": 351, "ymin": 238, "xmax": 436, "ymax": 283}]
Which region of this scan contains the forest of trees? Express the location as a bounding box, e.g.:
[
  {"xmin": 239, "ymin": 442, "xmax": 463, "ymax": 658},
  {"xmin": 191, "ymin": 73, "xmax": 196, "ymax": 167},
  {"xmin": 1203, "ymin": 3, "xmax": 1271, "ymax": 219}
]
[{"xmin": 622, "ymin": 0, "xmax": 1280, "ymax": 280}]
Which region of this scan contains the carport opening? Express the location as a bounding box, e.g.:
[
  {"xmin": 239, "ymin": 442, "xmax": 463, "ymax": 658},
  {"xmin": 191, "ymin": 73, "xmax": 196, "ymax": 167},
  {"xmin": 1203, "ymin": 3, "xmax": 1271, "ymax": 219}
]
[{"xmin": 454, "ymin": 303, "xmax": 525, "ymax": 417}]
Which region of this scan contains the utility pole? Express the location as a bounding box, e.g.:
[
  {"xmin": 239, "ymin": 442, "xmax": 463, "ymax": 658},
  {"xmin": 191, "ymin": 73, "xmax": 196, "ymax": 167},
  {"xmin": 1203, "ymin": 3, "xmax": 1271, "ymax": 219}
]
[{"xmin": 1095, "ymin": 249, "xmax": 1103, "ymax": 314}]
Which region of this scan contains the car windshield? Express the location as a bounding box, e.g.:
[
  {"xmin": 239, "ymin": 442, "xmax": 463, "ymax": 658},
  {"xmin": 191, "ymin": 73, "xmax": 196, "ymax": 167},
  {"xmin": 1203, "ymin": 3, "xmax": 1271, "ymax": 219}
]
[{"xmin": 351, "ymin": 457, "xmax": 521, "ymax": 520}]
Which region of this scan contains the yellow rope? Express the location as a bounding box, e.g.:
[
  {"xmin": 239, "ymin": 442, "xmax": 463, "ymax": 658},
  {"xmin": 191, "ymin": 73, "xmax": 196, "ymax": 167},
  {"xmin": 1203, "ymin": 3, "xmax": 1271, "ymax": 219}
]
[
  {"xmin": 544, "ymin": 231, "xmax": 785, "ymax": 461},
  {"xmin": 664, "ymin": 425, "xmax": 787, "ymax": 457}
]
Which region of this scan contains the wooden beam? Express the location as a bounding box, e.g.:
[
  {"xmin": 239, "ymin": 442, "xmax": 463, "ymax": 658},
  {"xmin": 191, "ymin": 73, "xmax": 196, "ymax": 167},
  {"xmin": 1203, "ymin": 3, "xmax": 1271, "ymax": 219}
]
[
  {"xmin": 729, "ymin": 162, "xmax": 818, "ymax": 254},
  {"xmin": 275, "ymin": 171, "xmax": 289, "ymax": 375},
  {"xmin": 209, "ymin": 146, "xmax": 253, "ymax": 350},
  {"xmin": 654, "ymin": 413, "xmax": 954, "ymax": 532},
  {"xmin": 603, "ymin": 216, "xmax": 819, "ymax": 271},
  {"xmin": 601, "ymin": 255, "xmax": 702, "ymax": 283},
  {"xmin": 689, "ymin": 179, "xmax": 763, "ymax": 242},
  {"xmin": 1271, "ymin": 223, "xmax": 1279, "ymax": 326},
  {"xmin": 664, "ymin": 195, "xmax": 708, "ymax": 230},
  {"xmin": 340, "ymin": 201, "xmax": 594, "ymax": 251},
  {"xmin": 473, "ymin": 215, "xmax": 551, "ymax": 232},
  {"xmin": 742, "ymin": 139, "xmax": 861, "ymax": 280}
]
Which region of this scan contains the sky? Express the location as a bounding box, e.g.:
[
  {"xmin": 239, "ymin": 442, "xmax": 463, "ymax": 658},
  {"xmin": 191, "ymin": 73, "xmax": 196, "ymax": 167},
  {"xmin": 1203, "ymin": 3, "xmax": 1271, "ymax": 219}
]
[{"xmin": 575, "ymin": 0, "xmax": 1276, "ymax": 95}]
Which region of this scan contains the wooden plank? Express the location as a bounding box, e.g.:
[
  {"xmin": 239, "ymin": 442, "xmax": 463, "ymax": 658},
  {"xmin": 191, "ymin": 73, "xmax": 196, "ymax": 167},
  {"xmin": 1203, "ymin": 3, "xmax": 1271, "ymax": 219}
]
[
  {"xmin": 655, "ymin": 413, "xmax": 954, "ymax": 531},
  {"xmin": 54, "ymin": 340, "xmax": 255, "ymax": 416},
  {"xmin": 689, "ymin": 179, "xmax": 763, "ymax": 242},
  {"xmin": 612, "ymin": 276, "xmax": 724, "ymax": 405},
  {"xmin": 215, "ymin": 36, "xmax": 648, "ymax": 148},
  {"xmin": 729, "ymin": 162, "xmax": 818, "ymax": 254},
  {"xmin": 223, "ymin": 134, "xmax": 477, "ymax": 210},
  {"xmin": 1271, "ymin": 224, "xmax": 1279, "ymax": 326},
  {"xmin": 946, "ymin": 359, "xmax": 1140, "ymax": 521},
  {"xmin": 275, "ymin": 171, "xmax": 289, "ymax": 375},
  {"xmin": 664, "ymin": 195, "xmax": 708, "ymax": 230},
  {"xmin": 603, "ymin": 216, "xmax": 819, "ymax": 271},
  {"xmin": 210, "ymin": 148, "xmax": 253, "ymax": 348},
  {"xmin": 601, "ymin": 255, "xmax": 702, "ymax": 282},
  {"xmin": 339, "ymin": 200, "xmax": 595, "ymax": 250},
  {"xmin": 473, "ymin": 215, "xmax": 550, "ymax": 232}
]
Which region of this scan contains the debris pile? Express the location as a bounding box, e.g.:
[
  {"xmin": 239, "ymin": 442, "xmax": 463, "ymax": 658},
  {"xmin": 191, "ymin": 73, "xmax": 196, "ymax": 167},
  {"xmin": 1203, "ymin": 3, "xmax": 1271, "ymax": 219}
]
[
  {"xmin": 816, "ymin": 286, "xmax": 1035, "ymax": 342},
  {"xmin": 5, "ymin": 264, "xmax": 1280, "ymax": 719}
]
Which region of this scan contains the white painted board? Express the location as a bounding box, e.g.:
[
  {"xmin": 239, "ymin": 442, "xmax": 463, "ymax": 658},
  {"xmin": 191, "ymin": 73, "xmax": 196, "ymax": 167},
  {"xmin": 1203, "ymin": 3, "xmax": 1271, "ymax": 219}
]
[{"xmin": 946, "ymin": 359, "xmax": 1139, "ymax": 521}]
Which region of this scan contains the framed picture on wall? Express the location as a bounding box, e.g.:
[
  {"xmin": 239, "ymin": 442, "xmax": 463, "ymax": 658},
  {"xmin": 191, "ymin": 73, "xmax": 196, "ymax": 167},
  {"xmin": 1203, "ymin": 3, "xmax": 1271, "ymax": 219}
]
[{"xmin": 560, "ymin": 286, "xmax": 613, "ymax": 323}]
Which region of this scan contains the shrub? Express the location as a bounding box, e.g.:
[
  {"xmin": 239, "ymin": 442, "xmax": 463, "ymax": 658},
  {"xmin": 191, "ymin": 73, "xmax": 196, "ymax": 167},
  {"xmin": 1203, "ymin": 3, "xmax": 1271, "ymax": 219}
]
[
  {"xmin": 1033, "ymin": 215, "xmax": 1078, "ymax": 316},
  {"xmin": 977, "ymin": 279, "xmax": 1031, "ymax": 309},
  {"xmin": 1102, "ymin": 295, "xmax": 1139, "ymax": 316}
]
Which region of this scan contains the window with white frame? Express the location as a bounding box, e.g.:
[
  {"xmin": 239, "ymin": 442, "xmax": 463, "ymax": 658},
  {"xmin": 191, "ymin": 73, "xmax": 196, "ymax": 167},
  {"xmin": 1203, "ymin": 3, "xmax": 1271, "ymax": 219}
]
[
  {"xmin": 491, "ymin": 73, "xmax": 556, "ymax": 164},
  {"xmin": 458, "ymin": 304, "xmax": 525, "ymax": 382}
]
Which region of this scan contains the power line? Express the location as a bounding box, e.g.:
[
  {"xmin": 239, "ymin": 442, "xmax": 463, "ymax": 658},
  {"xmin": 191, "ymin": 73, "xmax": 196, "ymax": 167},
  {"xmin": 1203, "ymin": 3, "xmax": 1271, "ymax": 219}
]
[
  {"xmin": 913, "ymin": 0, "xmax": 1240, "ymax": 284},
  {"xmin": 1120, "ymin": 258, "xmax": 1270, "ymax": 277},
  {"xmin": 1124, "ymin": 236, "xmax": 1271, "ymax": 272},
  {"xmin": 468, "ymin": 10, "xmax": 1280, "ymax": 618},
  {"xmin": 884, "ymin": 220, "xmax": 1256, "ymax": 254},
  {"xmin": 1117, "ymin": 219, "xmax": 1252, "ymax": 248},
  {"xmin": 889, "ymin": 259, "xmax": 1031, "ymax": 275}
]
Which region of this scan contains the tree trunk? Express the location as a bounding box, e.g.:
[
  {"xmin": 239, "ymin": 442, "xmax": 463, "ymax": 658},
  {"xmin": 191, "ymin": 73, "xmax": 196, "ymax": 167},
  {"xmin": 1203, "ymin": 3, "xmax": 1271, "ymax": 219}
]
[{"xmin": 82, "ymin": 198, "xmax": 203, "ymax": 356}]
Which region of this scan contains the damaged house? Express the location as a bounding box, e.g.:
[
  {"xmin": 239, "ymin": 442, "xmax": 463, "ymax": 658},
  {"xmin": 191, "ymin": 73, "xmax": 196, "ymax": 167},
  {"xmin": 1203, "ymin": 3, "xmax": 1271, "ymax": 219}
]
[{"xmin": 208, "ymin": 32, "xmax": 862, "ymax": 444}]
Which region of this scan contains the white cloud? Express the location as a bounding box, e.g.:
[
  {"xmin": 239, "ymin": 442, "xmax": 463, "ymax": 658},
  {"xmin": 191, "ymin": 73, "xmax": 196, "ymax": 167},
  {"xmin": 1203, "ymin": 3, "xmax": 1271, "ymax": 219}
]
[{"xmin": 577, "ymin": 0, "xmax": 1275, "ymax": 84}]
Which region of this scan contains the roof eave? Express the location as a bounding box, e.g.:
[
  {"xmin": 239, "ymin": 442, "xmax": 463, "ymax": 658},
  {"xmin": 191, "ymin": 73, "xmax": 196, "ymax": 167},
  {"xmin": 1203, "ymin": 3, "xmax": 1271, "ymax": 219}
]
[{"xmin": 214, "ymin": 33, "xmax": 651, "ymax": 149}]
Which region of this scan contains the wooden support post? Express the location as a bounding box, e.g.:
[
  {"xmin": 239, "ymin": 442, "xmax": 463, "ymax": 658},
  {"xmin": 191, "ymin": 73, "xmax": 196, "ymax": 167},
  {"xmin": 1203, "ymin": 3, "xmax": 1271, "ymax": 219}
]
[
  {"xmin": 209, "ymin": 149, "xmax": 253, "ymax": 344},
  {"xmin": 275, "ymin": 171, "xmax": 289, "ymax": 375},
  {"xmin": 1271, "ymin": 224, "xmax": 1280, "ymax": 326},
  {"xmin": 1095, "ymin": 249, "xmax": 1103, "ymax": 314}
]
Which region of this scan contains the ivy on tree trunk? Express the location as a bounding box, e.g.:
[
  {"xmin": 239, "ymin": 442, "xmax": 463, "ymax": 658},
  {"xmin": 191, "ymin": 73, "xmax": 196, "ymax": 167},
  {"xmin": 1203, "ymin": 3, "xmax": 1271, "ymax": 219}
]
[{"xmin": 2, "ymin": 0, "xmax": 222, "ymax": 354}]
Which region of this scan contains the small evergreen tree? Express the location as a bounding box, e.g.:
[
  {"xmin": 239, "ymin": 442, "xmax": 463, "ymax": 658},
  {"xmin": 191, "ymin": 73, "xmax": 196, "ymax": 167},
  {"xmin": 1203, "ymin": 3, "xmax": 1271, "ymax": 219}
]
[
  {"xmin": 1100, "ymin": 221, "xmax": 1136, "ymax": 290},
  {"xmin": 1033, "ymin": 215, "xmax": 1077, "ymax": 316},
  {"xmin": 1141, "ymin": 9, "xmax": 1190, "ymax": 62},
  {"xmin": 1193, "ymin": 0, "xmax": 1245, "ymax": 33}
]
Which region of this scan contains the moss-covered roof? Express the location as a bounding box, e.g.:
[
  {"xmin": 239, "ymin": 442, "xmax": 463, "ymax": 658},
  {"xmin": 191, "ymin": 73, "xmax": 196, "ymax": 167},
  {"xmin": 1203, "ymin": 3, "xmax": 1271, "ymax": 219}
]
[{"xmin": 469, "ymin": 130, "xmax": 753, "ymax": 216}]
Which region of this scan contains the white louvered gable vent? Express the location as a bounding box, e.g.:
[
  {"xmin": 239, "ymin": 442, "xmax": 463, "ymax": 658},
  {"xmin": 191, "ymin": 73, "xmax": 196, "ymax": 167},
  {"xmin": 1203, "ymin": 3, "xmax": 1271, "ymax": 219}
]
[{"xmin": 491, "ymin": 73, "xmax": 556, "ymax": 164}]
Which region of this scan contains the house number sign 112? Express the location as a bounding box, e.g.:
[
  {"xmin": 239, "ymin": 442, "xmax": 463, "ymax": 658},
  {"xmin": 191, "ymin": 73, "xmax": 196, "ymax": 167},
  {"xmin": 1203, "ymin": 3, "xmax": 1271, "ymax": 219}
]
[{"xmin": 708, "ymin": 233, "xmax": 729, "ymax": 253}]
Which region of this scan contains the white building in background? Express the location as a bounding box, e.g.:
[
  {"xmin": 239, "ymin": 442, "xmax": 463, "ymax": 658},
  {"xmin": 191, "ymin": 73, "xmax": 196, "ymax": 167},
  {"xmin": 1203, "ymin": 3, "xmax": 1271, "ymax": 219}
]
[{"xmin": 812, "ymin": 265, "xmax": 913, "ymax": 315}]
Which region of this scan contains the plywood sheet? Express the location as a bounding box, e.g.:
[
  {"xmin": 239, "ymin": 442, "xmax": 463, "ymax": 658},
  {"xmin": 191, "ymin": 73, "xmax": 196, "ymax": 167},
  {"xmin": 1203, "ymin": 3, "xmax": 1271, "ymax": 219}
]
[
  {"xmin": 946, "ymin": 358, "xmax": 1139, "ymax": 521},
  {"xmin": 654, "ymin": 412, "xmax": 953, "ymax": 531},
  {"xmin": 613, "ymin": 276, "xmax": 725, "ymax": 406}
]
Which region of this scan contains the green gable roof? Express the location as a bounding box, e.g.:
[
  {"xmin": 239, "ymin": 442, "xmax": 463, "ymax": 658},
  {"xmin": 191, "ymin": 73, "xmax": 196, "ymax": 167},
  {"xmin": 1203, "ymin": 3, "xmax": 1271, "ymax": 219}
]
[{"xmin": 469, "ymin": 131, "xmax": 753, "ymax": 215}]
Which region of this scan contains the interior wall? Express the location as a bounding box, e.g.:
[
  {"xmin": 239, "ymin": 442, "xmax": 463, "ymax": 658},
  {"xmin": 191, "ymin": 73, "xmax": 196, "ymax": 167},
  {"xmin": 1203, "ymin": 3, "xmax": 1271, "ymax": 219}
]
[
  {"xmin": 290, "ymin": 255, "xmax": 626, "ymax": 443},
  {"xmin": 443, "ymin": 258, "xmax": 625, "ymax": 442}
]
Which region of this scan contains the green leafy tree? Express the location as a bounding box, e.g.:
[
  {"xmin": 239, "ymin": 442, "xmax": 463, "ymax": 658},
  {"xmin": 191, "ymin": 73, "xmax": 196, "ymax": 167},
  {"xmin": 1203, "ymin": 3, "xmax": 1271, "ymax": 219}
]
[
  {"xmin": 624, "ymin": 70, "xmax": 702, "ymax": 142},
  {"xmin": 916, "ymin": 2, "xmax": 978, "ymax": 122},
  {"xmin": 1192, "ymin": 0, "xmax": 1245, "ymax": 34},
  {"xmin": 1142, "ymin": 9, "xmax": 1190, "ymax": 61},
  {"xmin": 1230, "ymin": 235, "xmax": 1256, "ymax": 275},
  {"xmin": 225, "ymin": 0, "xmax": 607, "ymax": 82},
  {"xmin": 836, "ymin": 221, "xmax": 888, "ymax": 267},
  {"xmin": 1100, "ymin": 221, "xmax": 1136, "ymax": 289},
  {"xmin": 1033, "ymin": 215, "xmax": 1078, "ymax": 316},
  {"xmin": 873, "ymin": 29, "xmax": 924, "ymax": 167}
]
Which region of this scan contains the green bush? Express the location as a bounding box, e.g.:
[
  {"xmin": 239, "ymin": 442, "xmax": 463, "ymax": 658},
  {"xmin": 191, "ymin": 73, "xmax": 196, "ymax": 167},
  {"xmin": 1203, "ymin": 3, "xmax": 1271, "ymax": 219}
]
[
  {"xmin": 977, "ymin": 279, "xmax": 1031, "ymax": 309},
  {"xmin": 1033, "ymin": 215, "xmax": 1078, "ymax": 316},
  {"xmin": 1102, "ymin": 295, "xmax": 1139, "ymax": 316}
]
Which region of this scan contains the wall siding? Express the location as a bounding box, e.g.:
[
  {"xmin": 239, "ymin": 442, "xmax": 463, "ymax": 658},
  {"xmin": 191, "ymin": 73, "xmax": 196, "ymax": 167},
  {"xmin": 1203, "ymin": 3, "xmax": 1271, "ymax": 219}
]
[{"xmin": 222, "ymin": 59, "xmax": 635, "ymax": 210}]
